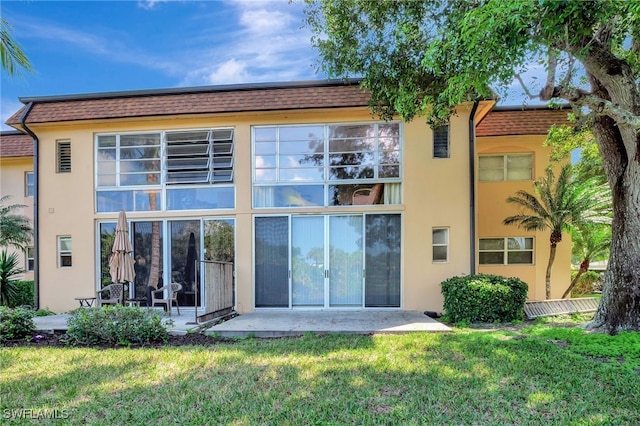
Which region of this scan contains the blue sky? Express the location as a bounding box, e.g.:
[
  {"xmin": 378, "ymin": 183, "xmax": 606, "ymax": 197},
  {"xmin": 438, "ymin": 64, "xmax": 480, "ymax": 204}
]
[{"xmin": 1, "ymin": 0, "xmax": 537, "ymax": 131}]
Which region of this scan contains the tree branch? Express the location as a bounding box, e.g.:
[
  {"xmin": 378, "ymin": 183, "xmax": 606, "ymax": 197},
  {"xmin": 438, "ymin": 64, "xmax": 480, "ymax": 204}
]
[
  {"xmin": 513, "ymin": 73, "xmax": 540, "ymax": 99},
  {"xmin": 552, "ymin": 85, "xmax": 640, "ymax": 129}
]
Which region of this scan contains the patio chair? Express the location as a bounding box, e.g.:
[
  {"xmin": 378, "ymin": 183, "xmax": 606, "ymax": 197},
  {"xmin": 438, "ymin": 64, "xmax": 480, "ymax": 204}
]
[
  {"xmin": 352, "ymin": 183, "xmax": 383, "ymax": 205},
  {"xmin": 150, "ymin": 282, "xmax": 182, "ymax": 316},
  {"xmin": 97, "ymin": 283, "xmax": 124, "ymax": 307}
]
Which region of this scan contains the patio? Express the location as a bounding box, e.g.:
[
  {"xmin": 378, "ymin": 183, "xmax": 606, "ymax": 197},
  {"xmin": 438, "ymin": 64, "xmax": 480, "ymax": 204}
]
[{"xmin": 33, "ymin": 309, "xmax": 450, "ymax": 337}]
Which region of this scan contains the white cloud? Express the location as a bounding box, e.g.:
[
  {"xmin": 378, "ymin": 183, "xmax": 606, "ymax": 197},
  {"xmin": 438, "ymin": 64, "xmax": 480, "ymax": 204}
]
[
  {"xmin": 178, "ymin": 0, "xmax": 321, "ymax": 86},
  {"xmin": 137, "ymin": 0, "xmax": 169, "ymax": 10}
]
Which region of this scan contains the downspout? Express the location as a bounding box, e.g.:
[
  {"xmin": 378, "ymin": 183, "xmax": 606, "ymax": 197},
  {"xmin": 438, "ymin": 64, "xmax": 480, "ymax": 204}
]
[
  {"xmin": 468, "ymin": 100, "xmax": 480, "ymax": 275},
  {"xmin": 19, "ymin": 102, "xmax": 39, "ymax": 309}
]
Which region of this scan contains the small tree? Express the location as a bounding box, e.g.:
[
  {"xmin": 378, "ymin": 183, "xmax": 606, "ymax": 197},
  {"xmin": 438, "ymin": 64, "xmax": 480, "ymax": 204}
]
[
  {"xmin": 563, "ymin": 224, "xmax": 611, "ymax": 298},
  {"xmin": 504, "ymin": 164, "xmax": 609, "ymax": 299},
  {"xmin": 0, "ymin": 195, "xmax": 33, "ymax": 250},
  {"xmin": 0, "ymin": 251, "xmax": 23, "ymax": 306}
]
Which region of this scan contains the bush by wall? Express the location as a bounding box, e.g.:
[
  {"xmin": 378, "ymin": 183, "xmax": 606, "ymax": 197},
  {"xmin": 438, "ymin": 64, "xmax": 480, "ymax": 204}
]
[
  {"xmin": 66, "ymin": 305, "xmax": 169, "ymax": 346},
  {"xmin": 11, "ymin": 280, "xmax": 35, "ymax": 307},
  {"xmin": 0, "ymin": 306, "xmax": 35, "ymax": 342},
  {"xmin": 570, "ymin": 270, "xmax": 602, "ymax": 295},
  {"xmin": 441, "ymin": 274, "xmax": 528, "ymax": 323}
]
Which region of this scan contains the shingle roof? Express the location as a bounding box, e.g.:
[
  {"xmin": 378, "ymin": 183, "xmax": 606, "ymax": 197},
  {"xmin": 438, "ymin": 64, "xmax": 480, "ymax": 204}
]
[
  {"xmin": 6, "ymin": 80, "xmax": 371, "ymax": 126},
  {"xmin": 476, "ymin": 107, "xmax": 572, "ymax": 137},
  {"xmin": 0, "ymin": 131, "xmax": 33, "ymax": 157}
]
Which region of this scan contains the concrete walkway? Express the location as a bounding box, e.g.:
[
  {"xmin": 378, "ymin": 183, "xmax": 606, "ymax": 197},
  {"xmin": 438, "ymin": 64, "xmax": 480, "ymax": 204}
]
[{"xmin": 33, "ymin": 309, "xmax": 451, "ymax": 338}]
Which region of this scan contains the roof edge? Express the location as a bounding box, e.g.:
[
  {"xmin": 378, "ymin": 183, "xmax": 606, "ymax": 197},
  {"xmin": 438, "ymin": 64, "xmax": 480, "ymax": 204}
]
[
  {"xmin": 491, "ymin": 103, "xmax": 571, "ymax": 112},
  {"xmin": 18, "ymin": 78, "xmax": 364, "ymax": 104}
]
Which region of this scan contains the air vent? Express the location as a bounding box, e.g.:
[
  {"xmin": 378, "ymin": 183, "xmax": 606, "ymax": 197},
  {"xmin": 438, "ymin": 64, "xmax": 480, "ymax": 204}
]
[{"xmin": 57, "ymin": 141, "xmax": 71, "ymax": 173}]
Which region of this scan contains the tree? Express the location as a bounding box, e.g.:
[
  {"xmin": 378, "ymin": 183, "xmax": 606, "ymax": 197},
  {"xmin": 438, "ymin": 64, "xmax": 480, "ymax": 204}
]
[
  {"xmin": 563, "ymin": 223, "xmax": 611, "ymax": 299},
  {"xmin": 0, "ymin": 17, "xmax": 33, "ymax": 78},
  {"xmin": 304, "ymin": 0, "xmax": 640, "ymax": 331},
  {"xmin": 503, "ymin": 165, "xmax": 609, "ymax": 299},
  {"xmin": 0, "ymin": 250, "xmax": 23, "ymax": 306},
  {"xmin": 0, "ymin": 196, "xmax": 32, "ymax": 250}
]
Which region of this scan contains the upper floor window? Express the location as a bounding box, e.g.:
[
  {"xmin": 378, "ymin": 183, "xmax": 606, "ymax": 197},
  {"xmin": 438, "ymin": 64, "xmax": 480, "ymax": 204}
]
[
  {"xmin": 433, "ymin": 125, "xmax": 449, "ymax": 158},
  {"xmin": 25, "ymin": 172, "xmax": 34, "ymax": 197},
  {"xmin": 95, "ymin": 129, "xmax": 235, "ymax": 213},
  {"xmin": 57, "ymin": 141, "xmax": 71, "ymax": 173},
  {"xmin": 479, "ymin": 237, "xmax": 533, "ymax": 265},
  {"xmin": 252, "ymin": 122, "xmax": 401, "ymax": 208},
  {"xmin": 478, "ymin": 154, "xmax": 533, "ymax": 181}
]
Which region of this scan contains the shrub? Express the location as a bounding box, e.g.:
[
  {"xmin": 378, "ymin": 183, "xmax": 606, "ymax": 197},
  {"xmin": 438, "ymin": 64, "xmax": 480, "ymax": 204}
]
[
  {"xmin": 0, "ymin": 306, "xmax": 35, "ymax": 342},
  {"xmin": 66, "ymin": 305, "xmax": 169, "ymax": 346},
  {"xmin": 570, "ymin": 270, "xmax": 602, "ymax": 295},
  {"xmin": 12, "ymin": 280, "xmax": 35, "ymax": 307},
  {"xmin": 441, "ymin": 274, "xmax": 528, "ymax": 323},
  {"xmin": 34, "ymin": 308, "xmax": 56, "ymax": 317}
]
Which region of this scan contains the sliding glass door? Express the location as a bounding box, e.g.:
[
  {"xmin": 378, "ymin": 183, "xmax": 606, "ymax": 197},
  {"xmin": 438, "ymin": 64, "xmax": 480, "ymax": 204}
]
[{"xmin": 255, "ymin": 214, "xmax": 400, "ymax": 309}]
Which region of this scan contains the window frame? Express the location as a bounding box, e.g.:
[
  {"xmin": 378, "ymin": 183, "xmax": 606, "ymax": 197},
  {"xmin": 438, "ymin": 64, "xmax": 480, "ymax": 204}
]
[
  {"xmin": 58, "ymin": 236, "xmax": 72, "ymax": 268},
  {"xmin": 478, "ymin": 153, "xmax": 533, "ymax": 182},
  {"xmin": 251, "ymin": 122, "xmax": 403, "ymax": 208},
  {"xmin": 25, "ymin": 246, "xmax": 34, "ymax": 272},
  {"xmin": 432, "ymin": 227, "xmax": 449, "ymax": 263},
  {"xmin": 94, "ymin": 128, "xmax": 236, "ymax": 213},
  {"xmin": 478, "ymin": 237, "xmax": 534, "ymax": 265},
  {"xmin": 25, "ymin": 171, "xmax": 34, "ymax": 197}
]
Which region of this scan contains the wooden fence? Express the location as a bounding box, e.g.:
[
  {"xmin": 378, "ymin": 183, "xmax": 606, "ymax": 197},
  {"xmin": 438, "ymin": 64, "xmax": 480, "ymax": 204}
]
[{"xmin": 199, "ymin": 260, "xmax": 234, "ymax": 322}]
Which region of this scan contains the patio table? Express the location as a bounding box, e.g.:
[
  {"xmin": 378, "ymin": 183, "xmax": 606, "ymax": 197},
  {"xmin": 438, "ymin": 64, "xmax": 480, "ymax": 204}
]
[{"xmin": 74, "ymin": 297, "xmax": 96, "ymax": 308}]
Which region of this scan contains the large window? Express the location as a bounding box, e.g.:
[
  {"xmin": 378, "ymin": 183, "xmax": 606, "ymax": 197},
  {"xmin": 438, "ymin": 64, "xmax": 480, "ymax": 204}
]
[
  {"xmin": 253, "ymin": 123, "xmax": 402, "ymax": 207},
  {"xmin": 479, "ymin": 237, "xmax": 534, "ymax": 265},
  {"xmin": 478, "ymin": 154, "xmax": 533, "ymax": 181},
  {"xmin": 95, "ymin": 129, "xmax": 235, "ymax": 212}
]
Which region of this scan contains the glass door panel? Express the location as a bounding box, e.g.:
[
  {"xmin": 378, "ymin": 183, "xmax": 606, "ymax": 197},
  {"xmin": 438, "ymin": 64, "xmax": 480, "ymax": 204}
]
[
  {"xmin": 255, "ymin": 217, "xmax": 289, "ymax": 307},
  {"xmin": 132, "ymin": 221, "xmax": 164, "ymax": 299},
  {"xmin": 329, "ymin": 215, "xmax": 363, "ymax": 307},
  {"xmin": 365, "ymin": 214, "xmax": 401, "ymax": 307},
  {"xmin": 169, "ymin": 220, "xmax": 200, "ymax": 307},
  {"xmin": 99, "ymin": 222, "xmax": 116, "ymax": 288},
  {"xmin": 292, "ymin": 216, "xmax": 325, "ymax": 306}
]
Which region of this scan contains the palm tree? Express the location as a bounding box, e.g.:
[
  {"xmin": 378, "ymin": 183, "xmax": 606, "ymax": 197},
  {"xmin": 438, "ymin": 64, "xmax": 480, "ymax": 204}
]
[
  {"xmin": 0, "ymin": 195, "xmax": 33, "ymax": 249},
  {"xmin": 504, "ymin": 164, "xmax": 610, "ymax": 299},
  {"xmin": 0, "ymin": 250, "xmax": 23, "ymax": 306},
  {"xmin": 562, "ymin": 223, "xmax": 611, "ymax": 298},
  {"xmin": 1, "ymin": 17, "xmax": 34, "ymax": 78}
]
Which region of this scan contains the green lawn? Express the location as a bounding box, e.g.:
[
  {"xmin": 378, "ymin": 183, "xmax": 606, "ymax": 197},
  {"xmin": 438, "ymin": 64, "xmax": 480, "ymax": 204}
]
[{"xmin": 2, "ymin": 321, "xmax": 639, "ymax": 425}]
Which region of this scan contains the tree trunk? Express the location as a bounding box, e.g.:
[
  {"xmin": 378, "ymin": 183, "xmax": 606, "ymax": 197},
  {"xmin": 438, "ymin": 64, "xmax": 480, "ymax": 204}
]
[
  {"xmin": 576, "ymin": 47, "xmax": 640, "ymax": 332},
  {"xmin": 545, "ymin": 243, "xmax": 557, "ymax": 300},
  {"xmin": 562, "ymin": 259, "xmax": 589, "ymax": 299}
]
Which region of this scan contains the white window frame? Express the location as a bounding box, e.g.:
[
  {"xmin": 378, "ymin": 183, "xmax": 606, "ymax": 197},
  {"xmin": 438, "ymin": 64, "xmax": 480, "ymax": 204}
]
[
  {"xmin": 251, "ymin": 122, "xmax": 403, "ymax": 208},
  {"xmin": 478, "ymin": 153, "xmax": 533, "ymax": 182},
  {"xmin": 432, "ymin": 227, "xmax": 449, "ymax": 263},
  {"xmin": 25, "ymin": 246, "xmax": 34, "ymax": 271},
  {"xmin": 58, "ymin": 236, "xmax": 72, "ymax": 268},
  {"xmin": 479, "ymin": 237, "xmax": 534, "ymax": 265},
  {"xmin": 95, "ymin": 128, "xmax": 235, "ymax": 213},
  {"xmin": 25, "ymin": 172, "xmax": 34, "ymax": 197}
]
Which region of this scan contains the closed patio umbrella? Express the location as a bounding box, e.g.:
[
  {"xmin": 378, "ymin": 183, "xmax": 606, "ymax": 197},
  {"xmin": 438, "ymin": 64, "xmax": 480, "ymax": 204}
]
[{"xmin": 108, "ymin": 210, "xmax": 136, "ymax": 302}]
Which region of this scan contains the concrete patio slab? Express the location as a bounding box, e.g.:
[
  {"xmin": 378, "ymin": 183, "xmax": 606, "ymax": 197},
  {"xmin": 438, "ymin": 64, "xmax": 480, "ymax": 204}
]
[
  {"xmin": 207, "ymin": 310, "xmax": 451, "ymax": 337},
  {"xmin": 32, "ymin": 309, "xmax": 451, "ymax": 338}
]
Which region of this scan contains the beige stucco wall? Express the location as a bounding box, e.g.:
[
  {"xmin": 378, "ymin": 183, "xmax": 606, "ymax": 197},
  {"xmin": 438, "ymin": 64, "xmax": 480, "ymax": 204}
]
[
  {"xmin": 28, "ymin": 102, "xmax": 488, "ymax": 313},
  {"xmin": 476, "ymin": 135, "xmax": 572, "ymax": 300},
  {"xmin": 0, "ymin": 156, "xmax": 34, "ymax": 281}
]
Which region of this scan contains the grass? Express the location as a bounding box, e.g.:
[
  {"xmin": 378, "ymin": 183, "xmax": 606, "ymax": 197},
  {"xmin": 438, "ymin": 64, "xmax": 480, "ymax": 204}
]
[{"xmin": 2, "ymin": 319, "xmax": 639, "ymax": 425}]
